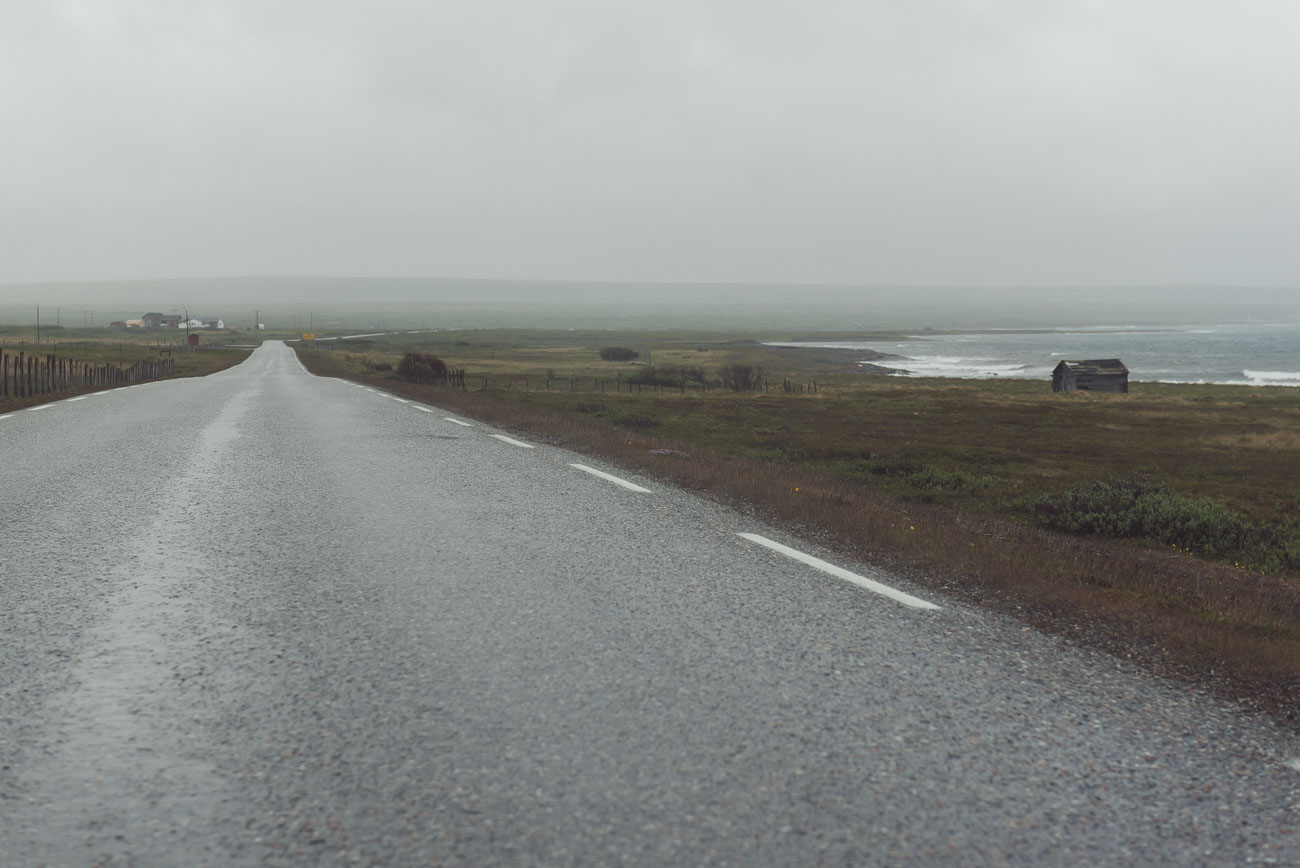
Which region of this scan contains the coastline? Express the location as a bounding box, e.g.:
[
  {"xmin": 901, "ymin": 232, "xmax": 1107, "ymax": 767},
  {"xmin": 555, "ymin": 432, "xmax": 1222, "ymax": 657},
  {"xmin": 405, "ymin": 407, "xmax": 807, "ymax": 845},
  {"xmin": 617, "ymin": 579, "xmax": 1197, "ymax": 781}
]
[{"xmin": 769, "ymin": 321, "xmax": 1300, "ymax": 386}]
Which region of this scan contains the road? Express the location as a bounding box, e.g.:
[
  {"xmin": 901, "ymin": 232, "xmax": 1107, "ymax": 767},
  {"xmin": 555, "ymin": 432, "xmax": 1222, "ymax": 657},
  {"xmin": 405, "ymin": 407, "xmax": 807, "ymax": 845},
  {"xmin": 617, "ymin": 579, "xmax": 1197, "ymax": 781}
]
[{"xmin": 1, "ymin": 341, "xmax": 1297, "ymax": 866}]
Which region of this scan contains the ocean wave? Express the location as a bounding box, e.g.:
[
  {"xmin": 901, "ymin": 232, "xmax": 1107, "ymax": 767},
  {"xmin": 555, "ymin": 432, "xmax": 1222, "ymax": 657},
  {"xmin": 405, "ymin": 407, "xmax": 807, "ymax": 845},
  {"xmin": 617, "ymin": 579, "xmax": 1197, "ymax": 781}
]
[
  {"xmin": 897, "ymin": 357, "xmax": 1042, "ymax": 379},
  {"xmin": 1153, "ymin": 377, "xmax": 1300, "ymax": 387},
  {"xmin": 768, "ymin": 326, "xmax": 1300, "ymax": 386},
  {"xmin": 1243, "ymin": 370, "xmax": 1300, "ymax": 383}
]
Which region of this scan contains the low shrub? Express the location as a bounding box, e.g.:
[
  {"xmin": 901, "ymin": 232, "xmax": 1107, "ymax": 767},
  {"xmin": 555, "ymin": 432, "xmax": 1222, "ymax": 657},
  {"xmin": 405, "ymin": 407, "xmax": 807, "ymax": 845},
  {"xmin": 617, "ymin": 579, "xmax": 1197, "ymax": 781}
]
[
  {"xmin": 866, "ymin": 458, "xmax": 924, "ymax": 477},
  {"xmin": 599, "ymin": 347, "xmax": 639, "ymax": 361},
  {"xmin": 718, "ymin": 362, "xmax": 763, "ymax": 391},
  {"xmin": 1026, "ymin": 477, "xmax": 1300, "ymax": 572},
  {"xmin": 396, "ymin": 352, "xmax": 448, "ymax": 384},
  {"xmin": 626, "ymin": 365, "xmax": 707, "ymax": 388},
  {"xmin": 908, "ymin": 465, "xmax": 987, "ymax": 491},
  {"xmin": 614, "ymin": 413, "xmax": 660, "ymax": 429}
]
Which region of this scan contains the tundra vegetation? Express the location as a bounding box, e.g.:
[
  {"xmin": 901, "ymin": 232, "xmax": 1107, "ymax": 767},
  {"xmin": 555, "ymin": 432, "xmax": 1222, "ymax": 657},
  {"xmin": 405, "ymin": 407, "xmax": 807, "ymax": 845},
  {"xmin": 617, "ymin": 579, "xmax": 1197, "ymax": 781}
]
[
  {"xmin": 300, "ymin": 327, "xmax": 1300, "ymax": 717},
  {"xmin": 0, "ymin": 326, "xmax": 251, "ymax": 409}
]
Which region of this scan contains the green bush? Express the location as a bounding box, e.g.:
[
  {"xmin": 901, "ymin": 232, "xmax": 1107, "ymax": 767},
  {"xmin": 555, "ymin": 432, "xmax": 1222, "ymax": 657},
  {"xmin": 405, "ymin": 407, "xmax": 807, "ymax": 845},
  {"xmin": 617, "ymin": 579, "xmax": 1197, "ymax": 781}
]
[
  {"xmin": 1027, "ymin": 477, "xmax": 1300, "ymax": 572},
  {"xmin": 908, "ymin": 465, "xmax": 987, "ymax": 491},
  {"xmin": 599, "ymin": 347, "xmax": 639, "ymax": 361}
]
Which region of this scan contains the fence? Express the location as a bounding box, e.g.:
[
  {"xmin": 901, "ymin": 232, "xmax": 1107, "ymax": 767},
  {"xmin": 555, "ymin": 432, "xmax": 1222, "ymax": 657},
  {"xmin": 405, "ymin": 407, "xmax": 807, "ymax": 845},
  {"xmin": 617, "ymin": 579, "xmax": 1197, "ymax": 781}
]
[
  {"xmin": 429, "ymin": 369, "xmax": 468, "ymax": 389},
  {"xmin": 0, "ymin": 351, "xmax": 176, "ymax": 399}
]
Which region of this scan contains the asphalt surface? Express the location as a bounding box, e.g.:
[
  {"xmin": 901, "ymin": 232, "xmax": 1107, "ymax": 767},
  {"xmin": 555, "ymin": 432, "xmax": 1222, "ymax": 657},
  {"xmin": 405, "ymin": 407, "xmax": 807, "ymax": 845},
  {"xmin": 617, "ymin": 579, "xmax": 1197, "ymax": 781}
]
[{"xmin": 2, "ymin": 341, "xmax": 1298, "ymax": 866}]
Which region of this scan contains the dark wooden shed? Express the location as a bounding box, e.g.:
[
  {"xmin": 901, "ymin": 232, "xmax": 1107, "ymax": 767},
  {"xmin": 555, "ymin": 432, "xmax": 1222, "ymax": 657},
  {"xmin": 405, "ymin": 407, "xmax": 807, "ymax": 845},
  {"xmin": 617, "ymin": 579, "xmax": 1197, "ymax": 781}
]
[{"xmin": 1052, "ymin": 359, "xmax": 1129, "ymax": 393}]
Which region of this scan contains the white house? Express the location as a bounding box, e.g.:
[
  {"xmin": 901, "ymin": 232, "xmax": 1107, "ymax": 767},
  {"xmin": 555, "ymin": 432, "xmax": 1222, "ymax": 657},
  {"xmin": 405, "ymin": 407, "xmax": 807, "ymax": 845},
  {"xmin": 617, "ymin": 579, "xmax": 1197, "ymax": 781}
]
[{"xmin": 200, "ymin": 317, "xmax": 224, "ymax": 329}]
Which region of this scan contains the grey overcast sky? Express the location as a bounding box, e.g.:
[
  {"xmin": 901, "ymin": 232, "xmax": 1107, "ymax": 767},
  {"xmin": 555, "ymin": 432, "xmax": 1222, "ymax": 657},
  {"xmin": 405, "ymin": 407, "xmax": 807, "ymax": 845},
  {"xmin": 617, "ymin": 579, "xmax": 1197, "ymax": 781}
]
[{"xmin": 4, "ymin": 0, "xmax": 1300, "ymax": 287}]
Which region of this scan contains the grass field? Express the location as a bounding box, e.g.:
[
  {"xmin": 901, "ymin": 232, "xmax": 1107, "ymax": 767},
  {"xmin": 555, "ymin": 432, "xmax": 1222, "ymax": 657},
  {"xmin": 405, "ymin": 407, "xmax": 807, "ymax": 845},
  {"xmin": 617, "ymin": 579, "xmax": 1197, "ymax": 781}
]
[
  {"xmin": 0, "ymin": 329, "xmax": 252, "ymax": 409},
  {"xmin": 298, "ymin": 330, "xmax": 1300, "ymax": 719},
  {"xmin": 309, "ymin": 330, "xmax": 1300, "ymax": 549}
]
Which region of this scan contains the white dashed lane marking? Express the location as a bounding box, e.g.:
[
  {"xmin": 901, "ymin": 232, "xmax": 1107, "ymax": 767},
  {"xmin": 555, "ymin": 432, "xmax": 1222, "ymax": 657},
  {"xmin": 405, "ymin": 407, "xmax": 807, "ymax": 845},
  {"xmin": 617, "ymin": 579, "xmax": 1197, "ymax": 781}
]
[
  {"xmin": 489, "ymin": 434, "xmax": 534, "ymax": 449},
  {"xmin": 444, "ymin": 418, "xmax": 473, "ymax": 427},
  {"xmin": 569, "ymin": 464, "xmax": 651, "ymax": 493},
  {"xmin": 738, "ymin": 533, "xmax": 940, "ymax": 611}
]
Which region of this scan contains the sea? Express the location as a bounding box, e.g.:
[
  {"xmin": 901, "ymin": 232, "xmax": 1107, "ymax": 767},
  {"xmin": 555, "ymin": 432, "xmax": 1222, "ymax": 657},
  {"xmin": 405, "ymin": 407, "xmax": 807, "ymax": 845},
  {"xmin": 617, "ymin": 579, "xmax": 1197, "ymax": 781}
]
[{"xmin": 772, "ymin": 322, "xmax": 1300, "ymax": 386}]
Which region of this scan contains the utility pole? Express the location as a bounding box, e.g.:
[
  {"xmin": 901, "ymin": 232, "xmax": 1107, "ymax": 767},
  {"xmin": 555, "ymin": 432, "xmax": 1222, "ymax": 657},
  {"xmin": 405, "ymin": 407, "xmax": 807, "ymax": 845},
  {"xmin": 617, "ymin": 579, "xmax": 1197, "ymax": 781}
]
[{"xmin": 35, "ymin": 305, "xmax": 39, "ymax": 344}]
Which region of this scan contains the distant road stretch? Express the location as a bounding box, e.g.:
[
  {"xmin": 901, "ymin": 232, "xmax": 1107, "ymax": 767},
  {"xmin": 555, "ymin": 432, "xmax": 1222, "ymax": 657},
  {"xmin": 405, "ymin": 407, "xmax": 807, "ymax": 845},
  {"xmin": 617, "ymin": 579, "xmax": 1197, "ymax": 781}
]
[{"xmin": 1, "ymin": 341, "xmax": 1297, "ymax": 866}]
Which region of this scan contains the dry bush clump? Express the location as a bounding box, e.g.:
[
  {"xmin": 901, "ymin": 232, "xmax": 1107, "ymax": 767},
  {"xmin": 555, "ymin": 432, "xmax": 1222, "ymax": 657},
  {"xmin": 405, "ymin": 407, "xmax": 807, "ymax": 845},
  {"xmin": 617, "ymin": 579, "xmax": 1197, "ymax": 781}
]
[{"xmin": 396, "ymin": 352, "xmax": 448, "ymax": 384}]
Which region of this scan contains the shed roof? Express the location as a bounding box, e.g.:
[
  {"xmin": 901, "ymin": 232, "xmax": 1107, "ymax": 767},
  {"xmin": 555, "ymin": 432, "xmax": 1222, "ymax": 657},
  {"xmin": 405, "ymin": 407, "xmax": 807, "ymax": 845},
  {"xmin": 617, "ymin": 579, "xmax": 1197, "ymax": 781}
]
[{"xmin": 1053, "ymin": 358, "xmax": 1128, "ymax": 375}]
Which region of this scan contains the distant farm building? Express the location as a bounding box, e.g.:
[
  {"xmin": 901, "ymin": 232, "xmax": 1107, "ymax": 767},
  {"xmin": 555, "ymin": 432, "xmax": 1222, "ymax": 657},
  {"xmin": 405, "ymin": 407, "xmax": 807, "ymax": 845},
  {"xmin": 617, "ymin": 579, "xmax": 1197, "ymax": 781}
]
[
  {"xmin": 1052, "ymin": 359, "xmax": 1129, "ymax": 393},
  {"xmin": 200, "ymin": 317, "xmax": 224, "ymax": 329}
]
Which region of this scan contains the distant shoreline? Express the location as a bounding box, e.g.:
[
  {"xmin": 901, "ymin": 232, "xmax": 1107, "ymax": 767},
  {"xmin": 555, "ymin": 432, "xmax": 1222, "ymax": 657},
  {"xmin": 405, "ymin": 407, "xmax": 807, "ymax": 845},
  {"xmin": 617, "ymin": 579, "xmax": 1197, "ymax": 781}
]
[{"xmin": 770, "ymin": 322, "xmax": 1300, "ymax": 387}]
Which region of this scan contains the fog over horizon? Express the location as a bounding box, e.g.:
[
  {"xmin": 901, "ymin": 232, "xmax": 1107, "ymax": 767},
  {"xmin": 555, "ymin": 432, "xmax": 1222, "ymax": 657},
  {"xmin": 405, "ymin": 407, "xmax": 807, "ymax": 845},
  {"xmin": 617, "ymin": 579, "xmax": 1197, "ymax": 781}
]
[
  {"xmin": 1, "ymin": 278, "xmax": 1297, "ymax": 331},
  {"xmin": 5, "ymin": 2, "xmax": 1300, "ymax": 292}
]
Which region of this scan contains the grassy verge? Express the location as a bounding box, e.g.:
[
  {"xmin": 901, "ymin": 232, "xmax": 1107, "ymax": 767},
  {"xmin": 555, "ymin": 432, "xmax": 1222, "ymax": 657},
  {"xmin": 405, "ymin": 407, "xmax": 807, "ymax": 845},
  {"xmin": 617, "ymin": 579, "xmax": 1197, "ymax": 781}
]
[
  {"xmin": 0, "ymin": 342, "xmax": 252, "ymax": 411},
  {"xmin": 297, "ymin": 337, "xmax": 1300, "ymax": 721}
]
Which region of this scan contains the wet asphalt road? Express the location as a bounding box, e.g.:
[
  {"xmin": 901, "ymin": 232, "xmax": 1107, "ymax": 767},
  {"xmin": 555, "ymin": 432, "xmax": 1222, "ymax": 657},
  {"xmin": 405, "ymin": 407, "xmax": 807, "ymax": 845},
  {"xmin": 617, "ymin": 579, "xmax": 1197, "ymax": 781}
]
[{"xmin": 2, "ymin": 341, "xmax": 1298, "ymax": 866}]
